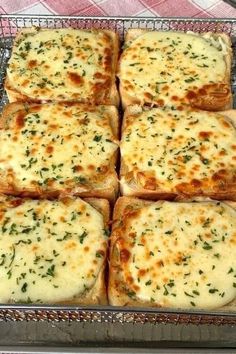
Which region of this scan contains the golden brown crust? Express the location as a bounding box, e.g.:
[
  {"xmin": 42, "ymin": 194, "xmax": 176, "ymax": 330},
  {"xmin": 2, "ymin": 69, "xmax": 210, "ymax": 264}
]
[
  {"xmin": 84, "ymin": 197, "xmax": 110, "ymax": 226},
  {"xmin": 5, "ymin": 77, "xmax": 33, "ymax": 103},
  {"xmin": 109, "ymin": 197, "xmax": 148, "ymax": 306},
  {"xmin": 5, "ymin": 28, "xmax": 120, "ymax": 106},
  {"xmin": 0, "ymin": 102, "xmax": 119, "ymax": 202},
  {"xmin": 118, "ymin": 30, "xmax": 232, "ymax": 110},
  {"xmin": 120, "ymin": 106, "xmax": 236, "ymax": 201},
  {"xmin": 109, "ymin": 197, "xmax": 176, "ymax": 307},
  {"xmin": 108, "ymin": 197, "xmax": 236, "ymax": 308},
  {"xmin": 184, "ymin": 83, "xmax": 232, "ymax": 112},
  {"xmin": 109, "ymin": 197, "xmax": 174, "ymax": 307}
]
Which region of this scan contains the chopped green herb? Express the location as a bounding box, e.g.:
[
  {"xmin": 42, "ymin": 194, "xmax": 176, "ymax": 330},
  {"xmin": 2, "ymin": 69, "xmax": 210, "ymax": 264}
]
[
  {"xmin": 93, "ymin": 135, "xmax": 102, "ymax": 142},
  {"xmin": 79, "ymin": 231, "xmax": 88, "ymax": 244},
  {"xmin": 202, "ymin": 242, "xmax": 212, "ymax": 250},
  {"xmin": 21, "ymin": 282, "xmax": 28, "ymax": 293},
  {"xmin": 46, "ymin": 264, "xmax": 55, "ymax": 277},
  {"xmin": 145, "ymin": 280, "xmax": 152, "ymax": 286},
  {"xmin": 209, "ymin": 288, "xmax": 218, "ymax": 294}
]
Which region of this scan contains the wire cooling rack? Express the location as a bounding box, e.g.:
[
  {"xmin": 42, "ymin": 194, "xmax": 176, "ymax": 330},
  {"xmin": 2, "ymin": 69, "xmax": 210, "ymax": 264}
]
[{"xmin": 0, "ymin": 16, "xmax": 235, "ymax": 332}]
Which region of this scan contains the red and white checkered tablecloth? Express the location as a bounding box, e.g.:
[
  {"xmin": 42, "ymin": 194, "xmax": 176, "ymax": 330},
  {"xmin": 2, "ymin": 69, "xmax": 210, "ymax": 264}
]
[{"xmin": 0, "ymin": 0, "xmax": 235, "ymax": 18}]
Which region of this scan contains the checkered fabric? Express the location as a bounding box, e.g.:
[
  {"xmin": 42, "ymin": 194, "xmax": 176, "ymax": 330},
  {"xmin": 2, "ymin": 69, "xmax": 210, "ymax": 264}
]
[{"xmin": 0, "ymin": 0, "xmax": 235, "ymax": 18}]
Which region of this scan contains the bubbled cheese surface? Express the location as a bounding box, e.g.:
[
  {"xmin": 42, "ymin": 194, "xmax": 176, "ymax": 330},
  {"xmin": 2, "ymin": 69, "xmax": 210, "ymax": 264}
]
[
  {"xmin": 119, "ymin": 31, "xmax": 227, "ymax": 106},
  {"xmin": 0, "ymin": 197, "xmax": 107, "ymax": 303},
  {"xmin": 124, "ymin": 201, "xmax": 236, "ymax": 309}
]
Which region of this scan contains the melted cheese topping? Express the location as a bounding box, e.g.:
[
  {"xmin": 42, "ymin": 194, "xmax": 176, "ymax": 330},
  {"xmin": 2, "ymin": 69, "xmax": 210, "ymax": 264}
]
[
  {"xmin": 122, "ymin": 201, "xmax": 236, "ymax": 309},
  {"xmin": 120, "ymin": 108, "xmax": 236, "ymax": 194},
  {"xmin": 0, "ymin": 103, "xmax": 118, "ymax": 193},
  {"xmin": 0, "ymin": 196, "xmax": 107, "ymax": 303},
  {"xmin": 7, "ymin": 28, "xmax": 114, "ymax": 103},
  {"xmin": 119, "ymin": 31, "xmax": 227, "ymax": 106}
]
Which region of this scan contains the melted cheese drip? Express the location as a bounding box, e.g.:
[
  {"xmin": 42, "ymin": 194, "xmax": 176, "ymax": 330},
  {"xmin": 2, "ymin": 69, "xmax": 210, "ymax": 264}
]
[
  {"xmin": 126, "ymin": 201, "xmax": 236, "ymax": 309},
  {"xmin": 0, "ymin": 104, "xmax": 118, "ymax": 191},
  {"xmin": 7, "ymin": 28, "xmax": 112, "ymax": 101},
  {"xmin": 120, "ymin": 108, "xmax": 236, "ymax": 193},
  {"xmin": 0, "ymin": 197, "xmax": 107, "ymax": 303},
  {"xmin": 119, "ymin": 31, "xmax": 226, "ymax": 106}
]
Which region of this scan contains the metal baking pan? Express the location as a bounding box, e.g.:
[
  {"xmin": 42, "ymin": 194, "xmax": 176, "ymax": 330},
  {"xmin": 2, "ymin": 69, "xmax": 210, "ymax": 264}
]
[{"xmin": 0, "ymin": 15, "xmax": 235, "ymax": 349}]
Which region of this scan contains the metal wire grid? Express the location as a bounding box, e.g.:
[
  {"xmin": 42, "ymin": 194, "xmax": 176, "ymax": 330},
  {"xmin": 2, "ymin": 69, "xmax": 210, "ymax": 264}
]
[
  {"xmin": 0, "ymin": 308, "xmax": 235, "ymax": 325},
  {"xmin": 0, "ymin": 15, "xmax": 235, "ymax": 325}
]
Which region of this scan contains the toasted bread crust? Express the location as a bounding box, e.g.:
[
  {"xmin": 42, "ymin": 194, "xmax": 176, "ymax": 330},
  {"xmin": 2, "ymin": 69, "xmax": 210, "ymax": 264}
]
[
  {"xmin": 0, "ymin": 195, "xmax": 109, "ymax": 305},
  {"xmin": 109, "ymin": 197, "xmax": 153, "ymax": 306},
  {"xmin": 118, "ymin": 30, "xmax": 232, "ymax": 110},
  {"xmin": 109, "ymin": 197, "xmax": 236, "ymax": 309},
  {"xmin": 5, "ymin": 28, "xmax": 120, "ymax": 106},
  {"xmin": 120, "ymin": 106, "xmax": 236, "ymax": 201},
  {"xmin": 0, "ymin": 102, "xmax": 119, "ymax": 201}
]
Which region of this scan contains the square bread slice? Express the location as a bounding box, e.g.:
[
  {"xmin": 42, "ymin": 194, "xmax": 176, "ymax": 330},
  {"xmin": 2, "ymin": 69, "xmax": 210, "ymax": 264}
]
[
  {"xmin": 109, "ymin": 196, "xmax": 236, "ymax": 310},
  {"xmin": 0, "ymin": 102, "xmax": 119, "ymax": 201},
  {"xmin": 118, "ymin": 29, "xmax": 232, "ymax": 110},
  {"xmin": 0, "ymin": 194, "xmax": 109, "ymax": 304},
  {"xmin": 5, "ymin": 27, "xmax": 120, "ymax": 106},
  {"xmin": 120, "ymin": 105, "xmax": 236, "ymax": 200}
]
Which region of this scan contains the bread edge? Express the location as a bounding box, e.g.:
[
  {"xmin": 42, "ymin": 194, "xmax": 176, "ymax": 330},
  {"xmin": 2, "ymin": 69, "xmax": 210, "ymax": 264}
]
[
  {"xmin": 120, "ymin": 106, "xmax": 236, "ymax": 201},
  {"xmin": 0, "ymin": 102, "xmax": 119, "ymax": 202},
  {"xmin": 0, "ymin": 195, "xmax": 109, "ymax": 305},
  {"xmin": 108, "ymin": 196, "xmax": 236, "ymax": 309},
  {"xmin": 5, "ymin": 28, "xmax": 120, "ymax": 106},
  {"xmin": 118, "ymin": 30, "xmax": 232, "ymax": 110}
]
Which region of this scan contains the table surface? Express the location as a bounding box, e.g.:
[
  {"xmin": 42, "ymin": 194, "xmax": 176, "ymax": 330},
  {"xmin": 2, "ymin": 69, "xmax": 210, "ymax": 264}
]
[{"xmin": 0, "ymin": 0, "xmax": 236, "ymax": 18}]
